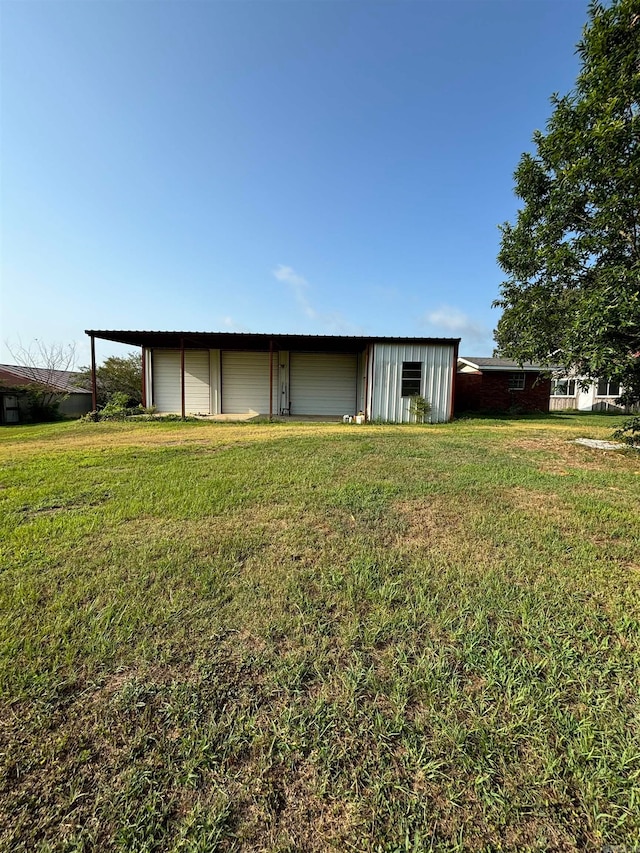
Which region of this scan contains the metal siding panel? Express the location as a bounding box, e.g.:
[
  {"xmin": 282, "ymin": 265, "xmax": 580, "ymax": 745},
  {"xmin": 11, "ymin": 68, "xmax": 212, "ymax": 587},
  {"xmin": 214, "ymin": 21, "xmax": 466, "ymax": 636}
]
[
  {"xmin": 278, "ymin": 351, "xmax": 290, "ymax": 415},
  {"xmin": 153, "ymin": 350, "xmax": 182, "ymax": 413},
  {"xmin": 209, "ymin": 350, "xmax": 221, "ymax": 415},
  {"xmin": 370, "ymin": 343, "xmax": 454, "ymax": 422},
  {"xmin": 290, "ymin": 353, "xmax": 358, "ymax": 415},
  {"xmin": 144, "ymin": 348, "xmax": 153, "ymax": 408}
]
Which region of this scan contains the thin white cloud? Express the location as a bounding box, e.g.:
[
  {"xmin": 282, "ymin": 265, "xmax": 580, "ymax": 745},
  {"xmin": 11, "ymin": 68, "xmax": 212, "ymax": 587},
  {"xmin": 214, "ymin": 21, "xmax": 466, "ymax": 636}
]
[
  {"xmin": 272, "ymin": 265, "xmax": 308, "ymax": 289},
  {"xmin": 424, "ymin": 305, "xmax": 491, "ymax": 348},
  {"xmin": 272, "ymin": 264, "xmax": 362, "ymax": 334},
  {"xmin": 273, "ymin": 264, "xmax": 317, "ymax": 320},
  {"xmin": 219, "ymin": 316, "xmax": 251, "ymax": 332}
]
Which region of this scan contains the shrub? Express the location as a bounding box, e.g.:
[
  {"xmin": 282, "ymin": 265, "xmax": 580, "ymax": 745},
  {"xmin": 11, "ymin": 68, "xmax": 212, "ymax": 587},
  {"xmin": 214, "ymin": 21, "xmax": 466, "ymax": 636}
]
[
  {"xmin": 408, "ymin": 395, "xmax": 432, "ymax": 424},
  {"xmin": 81, "ymin": 393, "xmax": 156, "ymax": 422},
  {"xmin": 613, "ymin": 417, "xmax": 640, "ymax": 447}
]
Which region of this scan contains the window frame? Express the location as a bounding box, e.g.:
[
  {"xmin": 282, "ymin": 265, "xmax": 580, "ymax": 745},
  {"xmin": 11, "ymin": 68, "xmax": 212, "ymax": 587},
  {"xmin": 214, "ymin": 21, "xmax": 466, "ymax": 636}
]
[
  {"xmin": 507, "ymin": 372, "xmax": 526, "ymax": 391},
  {"xmin": 401, "ymin": 361, "xmax": 422, "ymax": 398},
  {"xmin": 596, "ymin": 378, "xmax": 620, "ymax": 397},
  {"xmin": 551, "ymin": 379, "xmax": 576, "ymax": 397}
]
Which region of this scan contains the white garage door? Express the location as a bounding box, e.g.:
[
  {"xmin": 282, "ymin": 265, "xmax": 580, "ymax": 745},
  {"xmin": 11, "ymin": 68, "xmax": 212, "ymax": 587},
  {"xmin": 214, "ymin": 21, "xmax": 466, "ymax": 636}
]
[
  {"xmin": 153, "ymin": 350, "xmax": 210, "ymax": 414},
  {"xmin": 183, "ymin": 351, "xmax": 210, "ymax": 414},
  {"xmin": 290, "ymin": 353, "xmax": 357, "ymax": 415},
  {"xmin": 221, "ymin": 351, "xmax": 278, "ymax": 414}
]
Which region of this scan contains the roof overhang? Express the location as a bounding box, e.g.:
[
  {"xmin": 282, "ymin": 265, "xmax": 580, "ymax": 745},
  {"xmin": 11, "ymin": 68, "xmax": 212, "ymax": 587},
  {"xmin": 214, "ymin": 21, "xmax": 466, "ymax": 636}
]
[
  {"xmin": 86, "ymin": 330, "xmax": 461, "ymax": 353},
  {"xmin": 457, "ymin": 357, "xmax": 547, "ymax": 373}
]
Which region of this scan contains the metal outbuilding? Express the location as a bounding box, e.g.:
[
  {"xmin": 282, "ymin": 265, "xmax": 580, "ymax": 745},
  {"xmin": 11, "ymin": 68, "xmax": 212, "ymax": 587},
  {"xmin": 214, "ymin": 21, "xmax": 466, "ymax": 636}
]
[{"xmin": 85, "ymin": 331, "xmax": 460, "ymax": 423}]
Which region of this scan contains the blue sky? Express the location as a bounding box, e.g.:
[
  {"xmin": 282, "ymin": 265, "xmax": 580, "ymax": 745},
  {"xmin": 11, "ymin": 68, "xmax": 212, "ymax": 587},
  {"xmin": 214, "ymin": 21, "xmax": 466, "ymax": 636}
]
[{"xmin": 1, "ymin": 0, "xmax": 590, "ymax": 367}]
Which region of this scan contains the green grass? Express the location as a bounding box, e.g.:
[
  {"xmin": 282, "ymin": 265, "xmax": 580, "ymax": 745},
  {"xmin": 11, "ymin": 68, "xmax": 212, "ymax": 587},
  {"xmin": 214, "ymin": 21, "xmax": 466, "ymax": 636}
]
[{"xmin": 1, "ymin": 415, "xmax": 639, "ymax": 852}]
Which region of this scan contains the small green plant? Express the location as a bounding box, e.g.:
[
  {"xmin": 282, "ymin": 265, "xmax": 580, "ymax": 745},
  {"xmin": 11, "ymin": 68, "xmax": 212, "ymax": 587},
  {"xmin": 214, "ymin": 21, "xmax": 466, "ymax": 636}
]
[
  {"xmin": 613, "ymin": 416, "xmax": 640, "ymax": 447},
  {"xmin": 100, "ymin": 391, "xmax": 130, "ymax": 418},
  {"xmin": 408, "ymin": 394, "xmax": 431, "ymax": 424},
  {"xmin": 81, "ymin": 394, "xmax": 156, "ymax": 422}
]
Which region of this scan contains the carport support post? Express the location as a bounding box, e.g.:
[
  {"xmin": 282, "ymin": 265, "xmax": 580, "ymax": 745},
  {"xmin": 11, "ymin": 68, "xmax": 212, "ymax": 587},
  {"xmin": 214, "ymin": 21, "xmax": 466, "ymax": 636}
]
[
  {"xmin": 269, "ymin": 338, "xmax": 273, "ymax": 421},
  {"xmin": 450, "ymin": 339, "xmax": 459, "ymax": 421},
  {"xmin": 141, "ymin": 346, "xmax": 146, "ymax": 408},
  {"xmin": 180, "ymin": 338, "xmax": 186, "ymax": 420},
  {"xmin": 90, "ymin": 334, "xmax": 97, "ymax": 411}
]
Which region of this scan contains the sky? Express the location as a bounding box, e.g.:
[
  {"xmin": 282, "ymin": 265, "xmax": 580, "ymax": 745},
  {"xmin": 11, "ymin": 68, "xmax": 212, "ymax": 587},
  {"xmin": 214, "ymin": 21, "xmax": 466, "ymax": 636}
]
[{"xmin": 1, "ymin": 0, "xmax": 591, "ymax": 368}]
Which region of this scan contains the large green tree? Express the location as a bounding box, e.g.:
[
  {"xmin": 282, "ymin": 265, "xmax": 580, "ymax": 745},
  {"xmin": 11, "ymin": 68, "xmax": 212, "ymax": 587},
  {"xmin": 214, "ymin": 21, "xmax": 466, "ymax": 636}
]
[
  {"xmin": 494, "ymin": 0, "xmax": 640, "ymax": 405},
  {"xmin": 78, "ymin": 352, "xmax": 142, "ymax": 407}
]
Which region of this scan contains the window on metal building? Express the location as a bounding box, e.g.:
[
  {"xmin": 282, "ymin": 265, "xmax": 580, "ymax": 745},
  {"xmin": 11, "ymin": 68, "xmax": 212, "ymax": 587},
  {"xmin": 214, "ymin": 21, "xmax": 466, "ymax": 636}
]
[{"xmin": 401, "ymin": 362, "xmax": 422, "ymax": 397}]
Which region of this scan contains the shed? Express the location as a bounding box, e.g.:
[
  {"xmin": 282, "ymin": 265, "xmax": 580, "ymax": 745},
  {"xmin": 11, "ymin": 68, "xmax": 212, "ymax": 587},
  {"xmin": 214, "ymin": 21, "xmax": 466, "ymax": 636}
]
[{"xmin": 86, "ymin": 331, "xmax": 460, "ymax": 423}]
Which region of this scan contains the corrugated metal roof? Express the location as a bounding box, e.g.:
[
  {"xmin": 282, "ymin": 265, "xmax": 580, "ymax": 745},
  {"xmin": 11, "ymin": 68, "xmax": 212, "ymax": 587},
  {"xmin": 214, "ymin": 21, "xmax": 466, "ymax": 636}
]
[
  {"xmin": 86, "ymin": 329, "xmax": 461, "ymax": 351},
  {"xmin": 458, "ymin": 356, "xmax": 548, "ymax": 372},
  {"xmin": 0, "ymin": 364, "xmax": 90, "ymax": 394}
]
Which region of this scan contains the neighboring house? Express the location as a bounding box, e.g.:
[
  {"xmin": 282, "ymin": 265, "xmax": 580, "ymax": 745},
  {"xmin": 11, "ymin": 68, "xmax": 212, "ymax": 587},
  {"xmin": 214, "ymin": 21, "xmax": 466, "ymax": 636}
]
[
  {"xmin": 0, "ymin": 364, "xmax": 93, "ymax": 424},
  {"xmin": 455, "ymin": 357, "xmax": 551, "ymax": 414},
  {"xmin": 85, "ymin": 330, "xmax": 460, "ymax": 423},
  {"xmin": 550, "ymin": 375, "xmax": 638, "ymax": 413}
]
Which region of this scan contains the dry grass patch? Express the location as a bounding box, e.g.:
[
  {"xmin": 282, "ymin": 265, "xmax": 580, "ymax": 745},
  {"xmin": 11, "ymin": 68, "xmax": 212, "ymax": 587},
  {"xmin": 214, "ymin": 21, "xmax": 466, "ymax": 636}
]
[
  {"xmin": 392, "ymin": 497, "xmax": 468, "ymax": 549},
  {"xmin": 507, "ymin": 434, "xmax": 636, "ymax": 474},
  {"xmin": 498, "ymin": 486, "xmax": 572, "ymax": 524},
  {"xmin": 0, "ymin": 420, "xmax": 339, "ymax": 459}
]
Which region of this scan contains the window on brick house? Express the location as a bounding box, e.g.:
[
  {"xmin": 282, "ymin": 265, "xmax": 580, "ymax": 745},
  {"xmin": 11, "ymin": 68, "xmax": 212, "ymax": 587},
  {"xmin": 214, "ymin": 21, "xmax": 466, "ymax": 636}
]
[{"xmin": 508, "ymin": 373, "xmax": 525, "ymax": 390}]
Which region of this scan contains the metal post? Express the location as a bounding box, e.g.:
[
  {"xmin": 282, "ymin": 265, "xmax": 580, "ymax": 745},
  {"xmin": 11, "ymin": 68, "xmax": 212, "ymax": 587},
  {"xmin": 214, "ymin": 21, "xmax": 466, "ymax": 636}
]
[
  {"xmin": 181, "ymin": 338, "xmax": 186, "ymax": 420},
  {"xmin": 141, "ymin": 346, "xmax": 146, "ymax": 408},
  {"xmin": 269, "ymin": 338, "xmax": 273, "ymax": 421},
  {"xmin": 90, "ymin": 334, "xmax": 97, "ymax": 411},
  {"xmin": 450, "ymin": 340, "xmax": 459, "ymax": 421},
  {"xmin": 363, "ymin": 345, "xmax": 370, "ymax": 421}
]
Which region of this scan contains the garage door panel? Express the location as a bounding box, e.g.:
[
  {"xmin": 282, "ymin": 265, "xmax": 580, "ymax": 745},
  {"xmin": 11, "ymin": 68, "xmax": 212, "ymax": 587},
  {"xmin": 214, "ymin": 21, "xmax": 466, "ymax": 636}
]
[
  {"xmin": 222, "ymin": 351, "xmax": 277, "ymax": 414},
  {"xmin": 153, "ymin": 351, "xmax": 181, "ymax": 413},
  {"xmin": 290, "ymin": 353, "xmax": 357, "ymax": 415},
  {"xmin": 153, "ymin": 350, "xmax": 210, "ymax": 414},
  {"xmin": 184, "ymin": 351, "xmax": 210, "ymax": 414}
]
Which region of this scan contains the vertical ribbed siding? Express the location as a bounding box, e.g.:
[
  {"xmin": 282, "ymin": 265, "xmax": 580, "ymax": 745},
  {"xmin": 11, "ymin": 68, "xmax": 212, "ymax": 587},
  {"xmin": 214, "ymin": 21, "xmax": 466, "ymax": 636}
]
[
  {"xmin": 278, "ymin": 351, "xmax": 290, "ymax": 415},
  {"xmin": 370, "ymin": 344, "xmax": 454, "ymax": 423},
  {"xmin": 356, "ymin": 350, "xmax": 367, "ymax": 413},
  {"xmin": 144, "ymin": 348, "xmax": 153, "ymax": 408},
  {"xmin": 209, "ymin": 350, "xmax": 221, "ymax": 415}
]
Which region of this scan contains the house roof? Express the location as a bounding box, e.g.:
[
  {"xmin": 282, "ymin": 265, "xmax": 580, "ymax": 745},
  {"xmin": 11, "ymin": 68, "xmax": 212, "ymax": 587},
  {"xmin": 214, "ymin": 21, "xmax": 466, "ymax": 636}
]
[
  {"xmin": 86, "ymin": 330, "xmax": 460, "ymax": 352},
  {"xmin": 0, "ymin": 364, "xmax": 91, "ymax": 394},
  {"xmin": 458, "ymin": 356, "xmax": 548, "ymax": 373}
]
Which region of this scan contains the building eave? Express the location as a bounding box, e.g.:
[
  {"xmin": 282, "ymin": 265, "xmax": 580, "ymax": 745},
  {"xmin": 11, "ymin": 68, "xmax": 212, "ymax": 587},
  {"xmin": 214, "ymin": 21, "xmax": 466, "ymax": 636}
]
[{"xmin": 86, "ymin": 330, "xmax": 461, "ymax": 352}]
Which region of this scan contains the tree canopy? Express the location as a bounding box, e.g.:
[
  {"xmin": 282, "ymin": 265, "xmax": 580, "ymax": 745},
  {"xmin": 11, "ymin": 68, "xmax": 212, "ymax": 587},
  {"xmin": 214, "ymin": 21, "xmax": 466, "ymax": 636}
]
[
  {"xmin": 78, "ymin": 352, "xmax": 142, "ymax": 407},
  {"xmin": 494, "ymin": 0, "xmax": 640, "ymax": 405}
]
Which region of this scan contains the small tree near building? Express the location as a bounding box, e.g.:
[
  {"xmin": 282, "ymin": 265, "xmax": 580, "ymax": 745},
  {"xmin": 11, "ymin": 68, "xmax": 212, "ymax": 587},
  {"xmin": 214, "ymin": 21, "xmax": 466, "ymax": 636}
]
[
  {"xmin": 78, "ymin": 352, "xmax": 143, "ymax": 408},
  {"xmin": 6, "ymin": 340, "xmax": 78, "ymax": 419}
]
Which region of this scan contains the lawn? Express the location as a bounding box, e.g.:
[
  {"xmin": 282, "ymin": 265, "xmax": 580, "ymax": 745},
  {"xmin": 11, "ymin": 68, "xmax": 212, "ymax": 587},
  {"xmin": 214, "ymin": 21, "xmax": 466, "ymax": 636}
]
[{"xmin": 1, "ymin": 415, "xmax": 639, "ymax": 852}]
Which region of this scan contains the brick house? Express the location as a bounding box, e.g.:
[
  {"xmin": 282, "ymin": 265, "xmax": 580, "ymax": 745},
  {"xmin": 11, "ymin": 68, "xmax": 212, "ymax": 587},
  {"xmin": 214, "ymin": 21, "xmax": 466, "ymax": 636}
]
[{"xmin": 455, "ymin": 357, "xmax": 551, "ymax": 415}]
